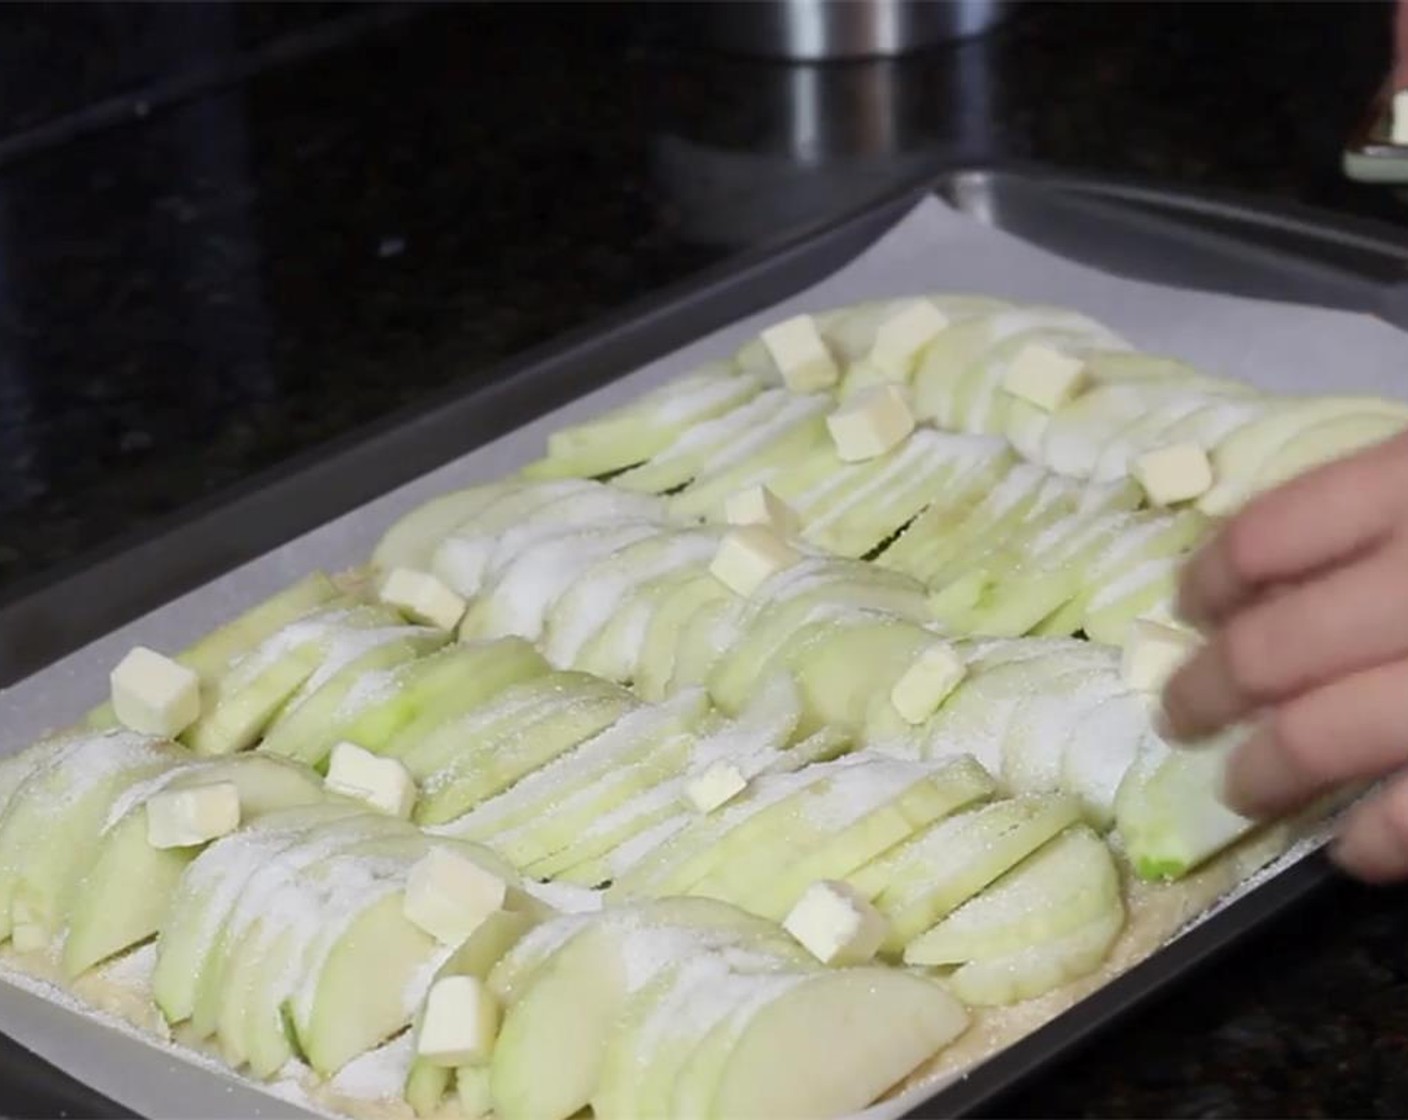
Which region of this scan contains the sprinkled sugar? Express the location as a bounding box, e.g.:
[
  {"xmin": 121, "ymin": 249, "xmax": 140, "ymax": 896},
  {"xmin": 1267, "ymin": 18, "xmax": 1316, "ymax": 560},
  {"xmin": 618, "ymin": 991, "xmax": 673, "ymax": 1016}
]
[
  {"xmin": 682, "ymin": 394, "xmax": 829, "ymax": 483},
  {"xmin": 477, "ymin": 522, "xmax": 661, "ymax": 642},
  {"xmin": 329, "ymin": 1030, "xmax": 413, "ymax": 1101},
  {"xmin": 1086, "ymin": 554, "xmax": 1177, "ymax": 612},
  {"xmin": 636, "ymin": 390, "xmax": 790, "ymax": 468},
  {"xmin": 653, "ymin": 367, "xmax": 762, "ymax": 424},
  {"xmin": 544, "ymin": 530, "xmax": 718, "ymax": 668},
  {"xmin": 433, "ymin": 693, "xmax": 703, "ymax": 838}
]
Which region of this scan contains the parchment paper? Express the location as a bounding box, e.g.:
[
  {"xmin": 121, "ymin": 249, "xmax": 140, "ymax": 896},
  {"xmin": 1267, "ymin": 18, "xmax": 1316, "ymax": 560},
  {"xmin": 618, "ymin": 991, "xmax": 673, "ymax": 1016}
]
[{"xmin": 1, "ymin": 194, "xmax": 1406, "ymax": 1119}]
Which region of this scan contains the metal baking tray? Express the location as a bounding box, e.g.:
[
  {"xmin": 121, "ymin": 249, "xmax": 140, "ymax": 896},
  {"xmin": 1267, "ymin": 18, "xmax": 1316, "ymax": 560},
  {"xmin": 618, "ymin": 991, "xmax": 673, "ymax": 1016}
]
[{"xmin": 1, "ymin": 160, "xmax": 1400, "ymax": 1118}]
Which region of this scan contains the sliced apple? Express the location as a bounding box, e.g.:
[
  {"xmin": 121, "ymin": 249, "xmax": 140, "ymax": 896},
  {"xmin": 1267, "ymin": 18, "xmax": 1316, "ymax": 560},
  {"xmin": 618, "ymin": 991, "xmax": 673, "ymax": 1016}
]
[
  {"xmin": 1199, "ymin": 396, "xmax": 1408, "ymax": 516},
  {"xmin": 947, "ymin": 907, "xmax": 1125, "ymax": 1006},
  {"xmin": 676, "ymin": 968, "xmax": 968, "ymax": 1120},
  {"xmin": 255, "ymin": 627, "xmax": 448, "ymax": 766},
  {"xmin": 524, "ymin": 364, "xmax": 762, "ymax": 480},
  {"xmin": 489, "ymin": 899, "xmax": 803, "ymax": 1120},
  {"xmin": 411, "ymin": 671, "xmax": 638, "ymax": 825},
  {"xmin": 611, "ymin": 390, "xmax": 796, "ymax": 494},
  {"xmin": 542, "ymin": 528, "xmax": 720, "ymax": 671},
  {"xmin": 737, "ymin": 754, "xmax": 997, "ymax": 922},
  {"xmin": 150, "ymin": 805, "xmax": 405, "ymax": 1026},
  {"xmin": 1115, "ymin": 729, "xmax": 1255, "ymax": 880},
  {"xmin": 62, "ymin": 752, "xmax": 327, "ymax": 977},
  {"xmin": 372, "ymin": 482, "xmax": 520, "ymax": 574},
  {"xmin": 0, "ymin": 730, "xmax": 182, "ymax": 948},
  {"xmin": 860, "ymin": 793, "xmax": 1084, "ymax": 952},
  {"xmin": 903, "ymin": 824, "xmax": 1121, "ymax": 966}
]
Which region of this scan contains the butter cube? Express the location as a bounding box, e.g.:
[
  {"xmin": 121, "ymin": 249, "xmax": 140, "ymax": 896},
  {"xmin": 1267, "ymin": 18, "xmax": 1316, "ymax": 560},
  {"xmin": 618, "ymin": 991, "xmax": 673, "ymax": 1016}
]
[
  {"xmin": 709, "ymin": 526, "xmax": 800, "ymax": 597},
  {"xmin": 325, "ymin": 741, "xmax": 417, "ymax": 819},
  {"xmin": 1002, "ymin": 344, "xmax": 1089, "ymax": 412},
  {"xmin": 724, "ymin": 484, "xmax": 800, "ymax": 536},
  {"xmin": 760, "ymin": 314, "xmax": 840, "ymax": 392},
  {"xmin": 146, "ymin": 782, "xmax": 241, "ymax": 849},
  {"xmin": 1132, "ymin": 443, "xmax": 1214, "ymax": 506},
  {"xmin": 403, "ymin": 847, "xmax": 508, "ymax": 947},
  {"xmin": 783, "ymin": 880, "xmax": 888, "ymax": 966},
  {"xmin": 1121, "ymin": 618, "xmax": 1200, "ymax": 693},
  {"xmin": 685, "ymin": 763, "xmax": 748, "ymax": 813},
  {"xmin": 869, "ymin": 299, "xmax": 950, "ymax": 375},
  {"xmin": 110, "ymin": 647, "xmax": 201, "ymax": 738},
  {"xmin": 415, "ymin": 975, "xmax": 500, "ymax": 1068},
  {"xmin": 890, "ymin": 641, "xmax": 967, "ymax": 725},
  {"xmin": 1394, "ymin": 89, "xmax": 1408, "ymax": 145},
  {"xmin": 380, "ymin": 567, "xmax": 467, "ymax": 631},
  {"xmin": 826, "ymin": 385, "xmax": 915, "ymax": 462}
]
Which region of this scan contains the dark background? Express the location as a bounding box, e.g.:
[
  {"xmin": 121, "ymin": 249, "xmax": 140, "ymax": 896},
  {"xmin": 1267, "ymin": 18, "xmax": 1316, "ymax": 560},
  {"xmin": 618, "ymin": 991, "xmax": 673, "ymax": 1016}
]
[{"xmin": 1, "ymin": 2, "xmax": 1406, "ymax": 1116}]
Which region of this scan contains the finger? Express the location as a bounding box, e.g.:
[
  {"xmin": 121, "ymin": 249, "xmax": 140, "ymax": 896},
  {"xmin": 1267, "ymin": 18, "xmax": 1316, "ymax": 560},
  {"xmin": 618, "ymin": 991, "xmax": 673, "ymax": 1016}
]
[
  {"xmin": 1175, "ymin": 430, "xmax": 1408, "ymax": 630},
  {"xmin": 1162, "ymin": 540, "xmax": 1408, "ymax": 742},
  {"xmin": 1221, "ymin": 658, "xmax": 1408, "ymax": 819},
  {"xmin": 1331, "ymin": 771, "xmax": 1408, "ymax": 883}
]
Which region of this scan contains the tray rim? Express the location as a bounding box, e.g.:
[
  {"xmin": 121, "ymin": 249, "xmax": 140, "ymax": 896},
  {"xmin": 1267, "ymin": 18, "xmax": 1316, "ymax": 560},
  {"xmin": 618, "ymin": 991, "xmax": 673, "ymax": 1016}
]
[
  {"xmin": 8, "ymin": 157, "xmax": 1408, "ymax": 688},
  {"xmin": 0, "ymin": 158, "xmax": 1387, "ymax": 1117}
]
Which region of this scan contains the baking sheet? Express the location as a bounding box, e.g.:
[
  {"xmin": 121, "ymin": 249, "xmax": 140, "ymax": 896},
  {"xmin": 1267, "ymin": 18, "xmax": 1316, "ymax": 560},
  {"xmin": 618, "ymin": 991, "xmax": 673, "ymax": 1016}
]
[{"xmin": 2, "ymin": 193, "xmax": 1408, "ymax": 1119}]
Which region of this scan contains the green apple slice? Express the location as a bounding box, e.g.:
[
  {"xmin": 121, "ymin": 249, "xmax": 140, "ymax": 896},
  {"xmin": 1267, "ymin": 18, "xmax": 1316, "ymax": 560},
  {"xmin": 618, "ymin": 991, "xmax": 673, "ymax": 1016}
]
[
  {"xmin": 226, "ymin": 833, "xmax": 430, "ymax": 1073},
  {"xmin": 150, "ymin": 805, "xmax": 402, "ymax": 1025},
  {"xmin": 1199, "ymin": 396, "xmax": 1408, "ymax": 516},
  {"xmin": 1001, "ymin": 665, "xmax": 1128, "ymax": 797},
  {"xmin": 426, "ymin": 480, "xmax": 611, "ymax": 596},
  {"xmin": 635, "ymin": 572, "xmax": 733, "ymax": 701},
  {"xmin": 444, "ymin": 690, "xmax": 708, "ymax": 849},
  {"xmin": 678, "ymin": 967, "xmax": 968, "ymax": 1120},
  {"xmin": 377, "ymin": 638, "xmax": 551, "ymax": 760},
  {"xmin": 705, "ymin": 558, "xmax": 928, "ymax": 716},
  {"xmin": 411, "ymin": 671, "xmax": 638, "ymax": 825},
  {"xmin": 878, "ymin": 465, "xmax": 1055, "ymax": 587},
  {"xmin": 799, "ymin": 432, "xmax": 1012, "ymax": 560},
  {"xmin": 1081, "ymin": 553, "xmax": 1181, "ymax": 646},
  {"xmin": 461, "ymin": 521, "xmax": 665, "ymax": 644},
  {"xmin": 605, "ymin": 762, "xmax": 841, "ymax": 902},
  {"xmin": 1115, "ymin": 729, "xmax": 1255, "ymax": 880},
  {"xmin": 688, "ymin": 755, "xmax": 974, "ymax": 911},
  {"xmin": 1060, "ymin": 693, "xmax": 1151, "ymax": 829},
  {"xmin": 903, "ymin": 824, "xmax": 1121, "ymax": 966},
  {"xmin": 86, "ymin": 572, "xmax": 344, "ymax": 732},
  {"xmin": 542, "ymin": 528, "xmax": 719, "ymax": 671},
  {"xmin": 404, "ymin": 1060, "xmax": 453, "ymax": 1118},
  {"xmin": 478, "ymin": 728, "xmax": 692, "ymax": 869},
  {"xmin": 62, "ymin": 752, "xmax": 327, "ymax": 977},
  {"xmin": 255, "ymin": 626, "xmax": 448, "ymax": 766},
  {"xmin": 490, "ymin": 899, "xmax": 802, "ymax": 1120},
  {"xmin": 1249, "ymin": 411, "xmax": 1404, "ymax": 494},
  {"xmin": 593, "ymin": 945, "xmax": 810, "ymax": 1119},
  {"xmin": 859, "ymin": 793, "xmax": 1084, "ymax": 952},
  {"xmin": 611, "ymin": 390, "xmax": 796, "ymax": 494},
  {"xmin": 401, "ymin": 907, "xmax": 541, "ymax": 1111},
  {"xmin": 947, "ymin": 907, "xmax": 1125, "ymax": 1006},
  {"xmin": 523, "ymin": 364, "xmax": 762, "ymax": 480},
  {"xmin": 372, "ymin": 482, "xmax": 520, "ymax": 574},
  {"xmin": 737, "ymin": 754, "xmax": 997, "ymax": 922},
  {"xmin": 666, "ymin": 399, "xmax": 832, "ymax": 522},
  {"xmin": 0, "ymin": 730, "xmax": 182, "ymax": 948},
  {"xmin": 781, "ymin": 612, "xmax": 937, "ymax": 736}
]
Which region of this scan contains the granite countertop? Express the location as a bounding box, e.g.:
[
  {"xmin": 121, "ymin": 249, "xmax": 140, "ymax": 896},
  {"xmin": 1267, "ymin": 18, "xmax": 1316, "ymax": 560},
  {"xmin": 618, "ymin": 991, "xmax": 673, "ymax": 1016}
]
[{"xmin": 1, "ymin": 1, "xmax": 1405, "ymax": 1115}]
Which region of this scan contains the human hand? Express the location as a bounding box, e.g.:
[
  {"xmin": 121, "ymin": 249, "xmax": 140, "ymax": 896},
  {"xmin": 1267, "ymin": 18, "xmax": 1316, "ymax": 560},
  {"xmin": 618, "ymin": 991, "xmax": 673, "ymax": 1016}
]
[{"xmin": 1160, "ymin": 430, "xmax": 1408, "ymax": 882}]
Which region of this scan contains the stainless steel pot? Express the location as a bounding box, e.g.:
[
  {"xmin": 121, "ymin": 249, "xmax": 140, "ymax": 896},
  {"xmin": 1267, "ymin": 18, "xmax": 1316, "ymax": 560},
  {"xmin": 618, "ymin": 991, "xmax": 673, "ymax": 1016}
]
[{"xmin": 690, "ymin": 0, "xmax": 1013, "ymax": 61}]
